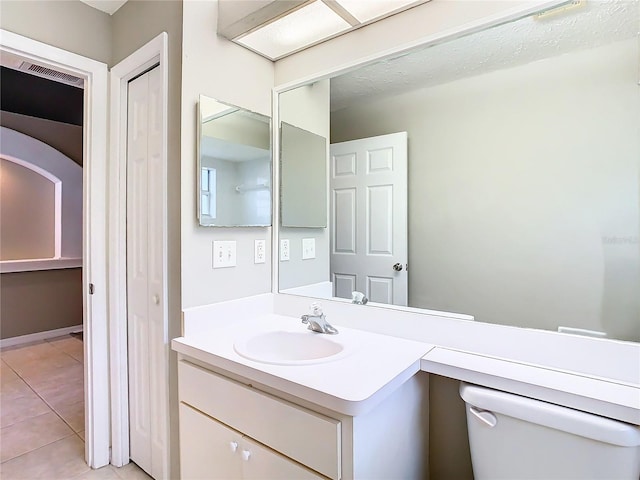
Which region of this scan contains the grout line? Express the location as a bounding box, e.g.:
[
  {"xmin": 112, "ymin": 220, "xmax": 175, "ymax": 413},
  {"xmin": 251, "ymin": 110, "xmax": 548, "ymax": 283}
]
[
  {"xmin": 0, "ymin": 430, "xmax": 77, "ymax": 465},
  {"xmin": 2, "ymin": 338, "xmax": 86, "ymax": 442}
]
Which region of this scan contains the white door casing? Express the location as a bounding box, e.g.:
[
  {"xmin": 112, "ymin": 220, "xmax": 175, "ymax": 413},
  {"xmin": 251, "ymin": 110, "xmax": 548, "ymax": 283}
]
[
  {"xmin": 127, "ymin": 66, "xmax": 166, "ymax": 479},
  {"xmin": 330, "ymin": 132, "xmax": 408, "ymax": 305},
  {"xmin": 109, "ymin": 33, "xmax": 168, "ymax": 477},
  {"xmin": 0, "ymin": 29, "xmax": 110, "ymax": 468}
]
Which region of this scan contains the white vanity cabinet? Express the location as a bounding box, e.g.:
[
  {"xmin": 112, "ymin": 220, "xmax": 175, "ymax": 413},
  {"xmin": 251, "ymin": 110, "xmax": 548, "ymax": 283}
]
[
  {"xmin": 179, "ymin": 403, "xmax": 323, "ymax": 479},
  {"xmin": 178, "ymin": 359, "xmax": 341, "ymax": 479},
  {"xmin": 177, "ymin": 358, "xmax": 429, "ymax": 480}
]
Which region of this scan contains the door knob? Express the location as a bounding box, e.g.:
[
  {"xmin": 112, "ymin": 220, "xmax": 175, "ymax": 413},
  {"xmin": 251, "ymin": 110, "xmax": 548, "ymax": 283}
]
[
  {"xmin": 152, "ymin": 294, "xmax": 160, "ymax": 305},
  {"xmin": 393, "ymin": 263, "xmax": 403, "ymax": 271}
]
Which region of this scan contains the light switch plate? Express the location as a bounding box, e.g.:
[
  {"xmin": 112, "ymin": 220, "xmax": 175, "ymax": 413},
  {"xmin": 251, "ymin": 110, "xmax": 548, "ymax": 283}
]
[
  {"xmin": 302, "ymin": 238, "xmax": 316, "ymax": 260},
  {"xmin": 254, "ymin": 239, "xmax": 266, "ymax": 264},
  {"xmin": 280, "ymin": 239, "xmax": 290, "ymax": 261},
  {"xmin": 213, "ymin": 240, "xmax": 237, "ymax": 268}
]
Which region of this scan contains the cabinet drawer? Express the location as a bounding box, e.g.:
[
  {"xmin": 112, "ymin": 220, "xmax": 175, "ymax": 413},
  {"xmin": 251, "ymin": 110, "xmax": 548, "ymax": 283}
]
[{"xmin": 179, "ymin": 360, "xmax": 341, "ymax": 480}]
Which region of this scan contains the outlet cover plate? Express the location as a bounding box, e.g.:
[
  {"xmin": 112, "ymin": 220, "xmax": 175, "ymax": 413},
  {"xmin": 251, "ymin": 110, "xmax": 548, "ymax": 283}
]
[
  {"xmin": 302, "ymin": 238, "xmax": 316, "ymax": 260},
  {"xmin": 254, "ymin": 239, "xmax": 266, "ymax": 264},
  {"xmin": 280, "ymin": 239, "xmax": 290, "ymax": 262}
]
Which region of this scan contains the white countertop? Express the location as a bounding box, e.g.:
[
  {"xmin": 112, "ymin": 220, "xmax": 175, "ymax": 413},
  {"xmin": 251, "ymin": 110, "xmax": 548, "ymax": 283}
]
[
  {"xmin": 172, "ymin": 313, "xmax": 433, "ymax": 416},
  {"xmin": 177, "ymin": 294, "xmax": 640, "ymax": 424},
  {"xmin": 421, "ymin": 347, "xmax": 640, "ymax": 425}
]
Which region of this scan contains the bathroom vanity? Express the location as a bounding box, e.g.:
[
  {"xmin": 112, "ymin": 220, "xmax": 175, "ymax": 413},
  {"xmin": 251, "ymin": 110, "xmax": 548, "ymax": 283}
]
[
  {"xmin": 173, "ymin": 293, "xmax": 640, "ymax": 479},
  {"xmin": 173, "ymin": 314, "xmax": 431, "ymax": 479}
]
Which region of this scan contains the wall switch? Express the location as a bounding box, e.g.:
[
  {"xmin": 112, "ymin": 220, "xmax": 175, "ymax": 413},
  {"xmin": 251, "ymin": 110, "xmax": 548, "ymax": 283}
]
[
  {"xmin": 302, "ymin": 238, "xmax": 316, "ymax": 260},
  {"xmin": 213, "ymin": 240, "xmax": 236, "ymax": 268},
  {"xmin": 254, "ymin": 239, "xmax": 266, "ymax": 264},
  {"xmin": 280, "ymin": 239, "xmax": 290, "ymax": 262}
]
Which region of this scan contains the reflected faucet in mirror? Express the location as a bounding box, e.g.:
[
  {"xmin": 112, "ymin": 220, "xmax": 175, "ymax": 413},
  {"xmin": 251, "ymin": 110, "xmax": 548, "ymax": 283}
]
[{"xmin": 351, "ymin": 292, "xmax": 368, "ymax": 305}]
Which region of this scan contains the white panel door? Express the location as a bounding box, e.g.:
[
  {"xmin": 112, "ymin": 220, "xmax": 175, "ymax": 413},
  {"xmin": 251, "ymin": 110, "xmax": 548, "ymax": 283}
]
[
  {"xmin": 127, "ymin": 66, "xmax": 165, "ymax": 479},
  {"xmin": 330, "ymin": 133, "xmax": 408, "ymax": 305}
]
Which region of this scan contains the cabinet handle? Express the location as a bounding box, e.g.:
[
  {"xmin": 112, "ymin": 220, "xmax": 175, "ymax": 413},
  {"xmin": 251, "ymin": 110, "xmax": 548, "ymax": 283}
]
[
  {"xmin": 241, "ymin": 450, "xmax": 251, "ymax": 461},
  {"xmin": 229, "ymin": 441, "xmax": 238, "ymax": 453}
]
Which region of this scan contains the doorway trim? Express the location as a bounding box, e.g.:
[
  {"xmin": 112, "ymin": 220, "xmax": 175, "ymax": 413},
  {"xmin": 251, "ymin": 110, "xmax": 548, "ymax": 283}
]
[
  {"xmin": 108, "ymin": 32, "xmax": 169, "ymax": 476},
  {"xmin": 0, "ymin": 29, "xmax": 110, "ymax": 468}
]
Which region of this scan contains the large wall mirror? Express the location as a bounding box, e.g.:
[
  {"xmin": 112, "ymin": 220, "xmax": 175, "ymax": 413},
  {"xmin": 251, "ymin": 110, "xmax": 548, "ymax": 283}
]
[
  {"xmin": 198, "ymin": 95, "xmax": 271, "ymax": 227},
  {"xmin": 277, "ymin": 1, "xmax": 640, "ymax": 343}
]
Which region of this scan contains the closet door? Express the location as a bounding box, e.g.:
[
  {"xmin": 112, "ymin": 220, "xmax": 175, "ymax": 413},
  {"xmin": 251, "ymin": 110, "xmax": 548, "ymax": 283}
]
[{"xmin": 127, "ymin": 65, "xmax": 165, "ymax": 478}]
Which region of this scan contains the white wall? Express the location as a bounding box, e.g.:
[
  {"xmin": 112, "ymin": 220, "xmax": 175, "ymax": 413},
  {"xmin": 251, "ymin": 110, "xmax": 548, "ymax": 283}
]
[
  {"xmin": 180, "ymin": 0, "xmax": 274, "ymax": 308},
  {"xmin": 331, "ymin": 38, "xmax": 640, "ymax": 342}
]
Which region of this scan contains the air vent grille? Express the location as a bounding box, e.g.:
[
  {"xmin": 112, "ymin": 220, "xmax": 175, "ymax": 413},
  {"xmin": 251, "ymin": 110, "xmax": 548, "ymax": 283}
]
[{"xmin": 18, "ymin": 62, "xmax": 84, "ymax": 88}]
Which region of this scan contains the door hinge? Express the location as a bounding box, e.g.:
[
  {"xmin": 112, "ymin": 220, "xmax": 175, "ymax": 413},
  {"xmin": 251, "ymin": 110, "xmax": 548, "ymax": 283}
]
[{"xmin": 89, "ymin": 283, "xmax": 95, "ymax": 295}]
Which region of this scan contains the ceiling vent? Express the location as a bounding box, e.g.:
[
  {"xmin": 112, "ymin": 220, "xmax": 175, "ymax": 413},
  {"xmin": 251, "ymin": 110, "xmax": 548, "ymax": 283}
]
[{"xmin": 18, "ymin": 62, "xmax": 84, "ymax": 88}]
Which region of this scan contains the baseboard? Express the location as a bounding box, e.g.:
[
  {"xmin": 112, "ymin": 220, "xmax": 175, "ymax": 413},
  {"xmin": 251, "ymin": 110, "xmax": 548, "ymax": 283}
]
[{"xmin": 0, "ymin": 325, "xmax": 83, "ymax": 349}]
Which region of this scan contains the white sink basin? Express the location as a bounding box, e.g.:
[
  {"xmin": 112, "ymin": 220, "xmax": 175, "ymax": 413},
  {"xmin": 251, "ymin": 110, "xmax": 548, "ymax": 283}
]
[{"xmin": 233, "ymin": 330, "xmax": 350, "ymax": 365}]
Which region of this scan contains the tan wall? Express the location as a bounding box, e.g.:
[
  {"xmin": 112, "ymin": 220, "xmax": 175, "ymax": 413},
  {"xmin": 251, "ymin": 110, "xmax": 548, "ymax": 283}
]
[
  {"xmin": 0, "ymin": 0, "xmax": 111, "ymax": 65},
  {"xmin": 0, "ymin": 159, "xmax": 55, "ymax": 260},
  {"xmin": 0, "ymin": 112, "xmax": 83, "ymax": 166},
  {"xmin": 429, "ymin": 375, "xmax": 474, "ymax": 480},
  {"xmin": 0, "ymin": 268, "xmax": 83, "ymax": 339}
]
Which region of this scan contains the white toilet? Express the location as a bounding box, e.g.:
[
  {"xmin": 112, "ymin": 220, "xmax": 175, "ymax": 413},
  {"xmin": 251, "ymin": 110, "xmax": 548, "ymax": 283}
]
[{"xmin": 460, "ymin": 383, "xmax": 640, "ymax": 480}]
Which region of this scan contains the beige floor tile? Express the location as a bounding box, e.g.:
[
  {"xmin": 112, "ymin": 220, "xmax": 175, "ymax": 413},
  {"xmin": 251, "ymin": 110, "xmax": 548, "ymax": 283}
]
[
  {"xmin": 32, "ymin": 377, "xmax": 84, "ymax": 410},
  {"xmin": 1, "ymin": 341, "xmax": 58, "ymax": 363},
  {"xmin": 0, "ymin": 435, "xmax": 90, "ymax": 480},
  {"xmin": 24, "ymin": 361, "xmax": 84, "ymax": 389},
  {"xmin": 11, "ymin": 355, "xmax": 81, "ymax": 384},
  {"xmin": 47, "ymin": 337, "xmax": 84, "ymax": 362},
  {"xmin": 0, "ymin": 411, "xmax": 74, "ymax": 462},
  {"xmin": 0, "ymin": 360, "xmax": 20, "ymax": 385},
  {"xmin": 71, "ymin": 465, "xmax": 122, "ymax": 479},
  {"xmin": 3, "ymin": 356, "xmax": 79, "ymax": 386},
  {"xmin": 111, "ymin": 462, "xmax": 153, "ymax": 480},
  {"xmin": 1, "ymin": 378, "xmax": 50, "ymax": 428},
  {"xmin": 77, "ymin": 430, "xmax": 85, "ymax": 441},
  {"xmin": 56, "ymin": 400, "xmax": 85, "ymax": 432}
]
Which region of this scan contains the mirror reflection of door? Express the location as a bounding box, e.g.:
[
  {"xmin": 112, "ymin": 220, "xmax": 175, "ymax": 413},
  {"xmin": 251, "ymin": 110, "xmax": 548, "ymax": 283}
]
[{"xmin": 330, "ymin": 132, "xmax": 408, "ymax": 305}]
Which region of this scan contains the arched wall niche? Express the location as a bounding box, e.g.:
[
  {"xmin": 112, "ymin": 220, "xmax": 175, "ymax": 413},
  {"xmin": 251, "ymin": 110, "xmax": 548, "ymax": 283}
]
[{"xmin": 0, "ymin": 126, "xmax": 82, "ymax": 272}]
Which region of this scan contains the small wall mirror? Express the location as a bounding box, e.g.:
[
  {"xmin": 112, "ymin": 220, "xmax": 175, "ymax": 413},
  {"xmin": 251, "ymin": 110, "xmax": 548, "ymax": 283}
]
[{"xmin": 197, "ymin": 95, "xmax": 271, "ymax": 227}]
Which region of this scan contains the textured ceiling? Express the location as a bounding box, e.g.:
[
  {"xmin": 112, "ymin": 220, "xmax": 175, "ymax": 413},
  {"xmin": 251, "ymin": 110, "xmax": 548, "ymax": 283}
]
[{"xmin": 330, "ymin": 0, "xmax": 639, "ymax": 111}]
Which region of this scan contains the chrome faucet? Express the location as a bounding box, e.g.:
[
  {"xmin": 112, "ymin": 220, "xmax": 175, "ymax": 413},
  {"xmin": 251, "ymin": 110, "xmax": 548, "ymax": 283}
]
[
  {"xmin": 351, "ymin": 291, "xmax": 368, "ymax": 305},
  {"xmin": 301, "ymin": 303, "xmax": 338, "ymax": 335}
]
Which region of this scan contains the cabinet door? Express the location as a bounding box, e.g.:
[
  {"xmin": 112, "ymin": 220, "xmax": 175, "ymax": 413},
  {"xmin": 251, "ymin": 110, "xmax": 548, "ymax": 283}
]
[
  {"xmin": 179, "ymin": 403, "xmax": 243, "ymax": 480},
  {"xmin": 241, "ymin": 437, "xmax": 325, "ymax": 480}
]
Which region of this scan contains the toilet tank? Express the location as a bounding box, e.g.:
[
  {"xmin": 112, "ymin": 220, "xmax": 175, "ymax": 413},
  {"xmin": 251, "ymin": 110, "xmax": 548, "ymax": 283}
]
[{"xmin": 460, "ymin": 383, "xmax": 640, "ymax": 480}]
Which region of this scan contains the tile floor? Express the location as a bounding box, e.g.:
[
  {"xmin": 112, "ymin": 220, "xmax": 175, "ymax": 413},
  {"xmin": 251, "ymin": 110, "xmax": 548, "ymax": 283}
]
[{"xmin": 1, "ymin": 336, "xmax": 152, "ymax": 479}]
